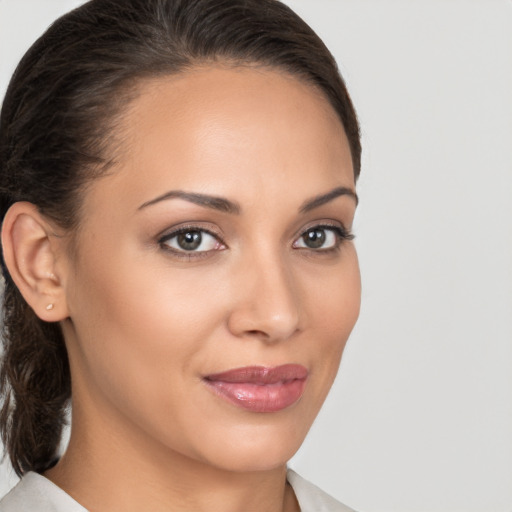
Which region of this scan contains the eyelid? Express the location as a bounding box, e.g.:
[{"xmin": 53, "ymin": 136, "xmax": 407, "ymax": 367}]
[
  {"xmin": 157, "ymin": 223, "xmax": 225, "ymax": 243},
  {"xmin": 292, "ymin": 221, "xmax": 354, "ymax": 251},
  {"xmin": 157, "ymin": 223, "xmax": 227, "ymax": 256},
  {"xmin": 297, "ymin": 221, "xmax": 354, "ymax": 240}
]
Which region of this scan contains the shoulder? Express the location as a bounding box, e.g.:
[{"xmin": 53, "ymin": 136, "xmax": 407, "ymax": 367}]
[
  {"xmin": 287, "ymin": 469, "xmax": 356, "ymax": 512},
  {"xmin": 0, "ymin": 472, "xmax": 87, "ymax": 512}
]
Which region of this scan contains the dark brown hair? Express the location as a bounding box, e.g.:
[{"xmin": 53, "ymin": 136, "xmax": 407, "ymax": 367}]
[{"xmin": 0, "ymin": 0, "xmax": 361, "ymax": 476}]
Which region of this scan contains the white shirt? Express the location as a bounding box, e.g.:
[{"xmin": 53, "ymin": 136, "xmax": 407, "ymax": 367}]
[{"xmin": 0, "ymin": 469, "xmax": 355, "ymax": 511}]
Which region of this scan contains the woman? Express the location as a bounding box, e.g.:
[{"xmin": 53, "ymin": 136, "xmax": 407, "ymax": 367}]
[{"xmin": 0, "ymin": 0, "xmax": 361, "ymax": 510}]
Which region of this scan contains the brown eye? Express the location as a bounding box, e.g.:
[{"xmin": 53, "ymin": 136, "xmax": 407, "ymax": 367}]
[
  {"xmin": 302, "ymin": 229, "xmax": 326, "ymax": 249},
  {"xmin": 161, "ymin": 229, "xmax": 223, "ymax": 253},
  {"xmin": 293, "ymin": 226, "xmax": 341, "ymax": 251},
  {"xmin": 177, "ymin": 231, "xmax": 202, "ymax": 251}
]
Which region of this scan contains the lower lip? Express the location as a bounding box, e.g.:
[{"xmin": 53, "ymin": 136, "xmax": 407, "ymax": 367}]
[{"xmin": 204, "ymin": 374, "xmax": 307, "ymax": 413}]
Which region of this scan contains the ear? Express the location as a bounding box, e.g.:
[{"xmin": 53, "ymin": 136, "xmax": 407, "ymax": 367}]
[{"xmin": 1, "ymin": 201, "xmax": 70, "ymax": 322}]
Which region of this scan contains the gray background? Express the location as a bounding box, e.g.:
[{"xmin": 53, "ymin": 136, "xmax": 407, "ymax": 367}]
[{"xmin": 1, "ymin": 1, "xmax": 511, "ymax": 511}]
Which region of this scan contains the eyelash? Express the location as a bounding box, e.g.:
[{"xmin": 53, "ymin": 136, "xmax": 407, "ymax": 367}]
[
  {"xmin": 294, "ymin": 223, "xmax": 354, "ymax": 251},
  {"xmin": 158, "ymin": 225, "xmax": 225, "ymax": 260},
  {"xmin": 158, "ymin": 223, "xmax": 354, "ymax": 260}
]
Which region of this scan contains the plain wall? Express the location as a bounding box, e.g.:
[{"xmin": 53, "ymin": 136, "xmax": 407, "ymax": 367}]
[{"xmin": 1, "ymin": 1, "xmax": 511, "ymax": 511}]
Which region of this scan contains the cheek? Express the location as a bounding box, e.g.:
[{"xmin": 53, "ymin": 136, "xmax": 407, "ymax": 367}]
[
  {"xmin": 64, "ymin": 246, "xmax": 230, "ymax": 409},
  {"xmin": 305, "ymin": 247, "xmax": 361, "ymax": 386},
  {"xmin": 309, "ymin": 246, "xmax": 361, "ymax": 336},
  {"xmin": 63, "ymin": 249, "xmax": 240, "ymax": 462}
]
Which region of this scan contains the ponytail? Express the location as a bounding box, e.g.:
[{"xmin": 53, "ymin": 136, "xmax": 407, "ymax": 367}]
[{"xmin": 0, "ymin": 281, "xmax": 70, "ymax": 476}]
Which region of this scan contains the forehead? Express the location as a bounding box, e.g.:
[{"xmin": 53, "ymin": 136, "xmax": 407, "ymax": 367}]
[{"xmin": 90, "ymin": 66, "xmax": 354, "ymax": 212}]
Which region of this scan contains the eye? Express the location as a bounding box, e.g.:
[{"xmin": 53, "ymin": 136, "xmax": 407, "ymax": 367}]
[
  {"xmin": 293, "ymin": 225, "xmax": 353, "ymax": 251},
  {"xmin": 160, "ymin": 228, "xmax": 224, "ymax": 253}
]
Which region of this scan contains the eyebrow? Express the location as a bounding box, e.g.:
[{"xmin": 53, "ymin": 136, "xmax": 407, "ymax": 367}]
[
  {"xmin": 138, "ymin": 190, "xmax": 241, "ymax": 214},
  {"xmin": 138, "ymin": 185, "xmax": 358, "ymax": 214},
  {"xmin": 299, "ymin": 186, "xmax": 358, "ymax": 213}
]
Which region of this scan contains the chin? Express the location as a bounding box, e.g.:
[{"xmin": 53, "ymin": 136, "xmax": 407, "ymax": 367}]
[
  {"xmin": 204, "ymin": 446, "xmax": 299, "ymax": 473},
  {"xmin": 190, "ymin": 421, "xmax": 308, "ymax": 473}
]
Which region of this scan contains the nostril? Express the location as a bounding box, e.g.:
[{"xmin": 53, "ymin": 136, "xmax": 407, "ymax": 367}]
[{"xmin": 247, "ymin": 329, "xmax": 269, "ymax": 338}]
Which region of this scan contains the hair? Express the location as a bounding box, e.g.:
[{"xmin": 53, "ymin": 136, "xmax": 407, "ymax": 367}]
[{"xmin": 0, "ymin": 0, "xmax": 361, "ymax": 477}]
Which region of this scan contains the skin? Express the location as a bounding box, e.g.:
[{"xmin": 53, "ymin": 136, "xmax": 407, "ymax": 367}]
[{"xmin": 4, "ymin": 66, "xmax": 360, "ymax": 511}]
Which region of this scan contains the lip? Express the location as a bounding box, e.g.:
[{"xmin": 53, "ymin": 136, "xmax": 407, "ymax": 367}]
[{"xmin": 203, "ymin": 364, "xmax": 308, "ymax": 413}]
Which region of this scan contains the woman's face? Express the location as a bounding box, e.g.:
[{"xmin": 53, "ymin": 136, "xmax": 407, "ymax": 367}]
[{"xmin": 60, "ymin": 66, "xmax": 360, "ymax": 472}]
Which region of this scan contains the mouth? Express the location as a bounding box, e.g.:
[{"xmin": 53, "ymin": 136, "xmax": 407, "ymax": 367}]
[{"xmin": 203, "ymin": 364, "xmax": 308, "ymax": 413}]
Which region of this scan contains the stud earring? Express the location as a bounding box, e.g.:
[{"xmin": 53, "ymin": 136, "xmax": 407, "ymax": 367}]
[{"xmin": 46, "ymin": 303, "xmax": 55, "ymax": 311}]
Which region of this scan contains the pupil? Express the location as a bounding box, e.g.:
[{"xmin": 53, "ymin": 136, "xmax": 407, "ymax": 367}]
[
  {"xmin": 304, "ymin": 229, "xmax": 325, "ymax": 249},
  {"xmin": 177, "ymin": 231, "xmax": 202, "ymax": 250}
]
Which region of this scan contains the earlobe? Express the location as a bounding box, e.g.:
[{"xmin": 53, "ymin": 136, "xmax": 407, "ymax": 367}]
[{"xmin": 1, "ymin": 202, "xmax": 69, "ymax": 322}]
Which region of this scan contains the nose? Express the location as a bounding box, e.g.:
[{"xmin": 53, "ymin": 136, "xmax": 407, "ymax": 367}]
[{"xmin": 226, "ymin": 251, "xmax": 301, "ymax": 343}]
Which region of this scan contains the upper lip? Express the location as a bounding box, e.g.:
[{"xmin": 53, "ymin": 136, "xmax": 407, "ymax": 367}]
[{"xmin": 204, "ymin": 364, "xmax": 308, "ymax": 384}]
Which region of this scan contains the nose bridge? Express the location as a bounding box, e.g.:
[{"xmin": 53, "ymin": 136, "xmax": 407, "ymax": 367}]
[{"xmin": 228, "ymin": 242, "xmax": 301, "ymax": 342}]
